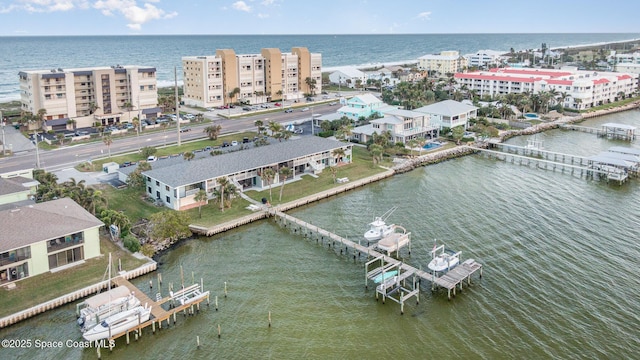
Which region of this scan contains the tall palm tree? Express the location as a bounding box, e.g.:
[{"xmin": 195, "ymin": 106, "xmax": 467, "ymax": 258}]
[
  {"xmin": 217, "ymin": 177, "xmax": 229, "ymax": 212},
  {"xmin": 204, "ymin": 124, "xmax": 222, "ymax": 140},
  {"xmin": 56, "ymin": 133, "xmax": 65, "ymax": 146},
  {"xmin": 103, "ymin": 135, "xmax": 113, "ymax": 158},
  {"xmin": 268, "ymin": 120, "xmax": 283, "ymax": 138},
  {"xmin": 369, "ymin": 144, "xmax": 383, "ymax": 164},
  {"xmin": 331, "ymin": 148, "xmax": 346, "ymax": 164},
  {"xmin": 278, "ymin": 167, "xmax": 292, "ymax": 201},
  {"xmin": 262, "ymin": 168, "xmax": 276, "ymax": 202},
  {"xmin": 194, "ymin": 189, "xmax": 208, "ymax": 218},
  {"xmin": 254, "ymin": 120, "xmax": 264, "ymax": 135},
  {"xmin": 66, "ymin": 119, "xmax": 77, "ymax": 131}
]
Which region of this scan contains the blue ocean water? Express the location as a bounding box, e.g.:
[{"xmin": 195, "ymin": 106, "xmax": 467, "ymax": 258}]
[{"xmin": 0, "ymin": 33, "xmax": 639, "ymax": 102}]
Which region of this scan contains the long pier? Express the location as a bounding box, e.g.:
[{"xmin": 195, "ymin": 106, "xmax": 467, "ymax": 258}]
[
  {"xmin": 271, "ymin": 210, "xmax": 483, "ymax": 311},
  {"xmin": 476, "ymin": 144, "xmax": 630, "ymax": 183}
]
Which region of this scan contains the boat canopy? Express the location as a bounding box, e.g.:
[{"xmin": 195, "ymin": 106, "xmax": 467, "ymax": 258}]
[{"xmin": 84, "ymin": 286, "xmax": 130, "ymax": 309}]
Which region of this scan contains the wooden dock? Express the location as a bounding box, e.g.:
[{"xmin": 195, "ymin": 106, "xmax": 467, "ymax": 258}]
[
  {"xmin": 271, "ymin": 210, "xmax": 483, "ymax": 310},
  {"xmin": 475, "ymin": 145, "xmax": 630, "ymax": 183},
  {"xmin": 94, "ymin": 276, "xmax": 210, "ymax": 355}
]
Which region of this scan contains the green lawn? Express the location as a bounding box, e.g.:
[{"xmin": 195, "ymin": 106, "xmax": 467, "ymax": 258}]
[
  {"xmin": 0, "ymin": 238, "xmax": 148, "ymax": 318},
  {"xmin": 101, "ymin": 185, "xmax": 162, "ymax": 223},
  {"xmin": 187, "ymin": 197, "xmax": 254, "ymax": 227}
]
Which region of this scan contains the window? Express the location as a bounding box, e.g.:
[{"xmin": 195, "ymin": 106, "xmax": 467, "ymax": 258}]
[
  {"xmin": 48, "ymin": 247, "xmax": 84, "ymax": 269},
  {"xmin": 148, "ymin": 186, "xmax": 152, "ymax": 194},
  {"xmin": 166, "ymin": 196, "xmax": 170, "ymax": 203},
  {"xmin": 165, "ymin": 185, "xmax": 169, "ymax": 191},
  {"xmin": 155, "ymin": 180, "xmax": 159, "ymax": 186}
]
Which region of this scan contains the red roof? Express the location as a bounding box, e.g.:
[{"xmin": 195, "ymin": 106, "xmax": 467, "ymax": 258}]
[
  {"xmin": 592, "ymin": 78, "xmax": 610, "ymax": 85},
  {"xmin": 455, "ymin": 73, "xmax": 539, "ymax": 83},
  {"xmin": 489, "ymin": 68, "xmax": 573, "ymax": 78},
  {"xmin": 617, "ymin": 74, "xmax": 632, "ymax": 80},
  {"xmin": 546, "ymin": 79, "xmax": 573, "ymax": 85}
]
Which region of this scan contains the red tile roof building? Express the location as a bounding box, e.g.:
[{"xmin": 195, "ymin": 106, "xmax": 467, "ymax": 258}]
[{"xmin": 454, "ymin": 67, "xmax": 638, "ymax": 110}]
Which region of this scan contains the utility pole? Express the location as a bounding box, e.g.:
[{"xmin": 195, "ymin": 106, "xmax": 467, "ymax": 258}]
[
  {"xmin": 175, "ymin": 66, "xmax": 181, "ymax": 146},
  {"xmin": 34, "ymin": 130, "xmax": 40, "ymax": 168},
  {"xmin": 1, "ymin": 111, "xmax": 5, "ymax": 156}
]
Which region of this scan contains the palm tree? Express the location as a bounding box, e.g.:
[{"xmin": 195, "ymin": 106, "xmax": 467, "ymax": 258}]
[
  {"xmin": 304, "ymin": 77, "xmax": 317, "ymax": 96},
  {"xmin": 56, "ymin": 133, "xmax": 65, "ymax": 146},
  {"xmin": 276, "ymin": 90, "xmax": 283, "ymax": 101},
  {"xmin": 254, "ymin": 120, "xmax": 264, "ymax": 135},
  {"xmin": 407, "ymin": 139, "xmax": 418, "ymax": 157},
  {"xmin": 278, "ymin": 167, "xmax": 292, "ymax": 201},
  {"xmin": 66, "ymin": 119, "xmax": 77, "ymax": 131},
  {"xmin": 183, "ymin": 151, "xmax": 195, "ymax": 161},
  {"xmin": 195, "ymin": 113, "xmax": 204, "ymax": 122},
  {"xmin": 261, "ymin": 168, "xmax": 276, "ymax": 202},
  {"xmin": 194, "ymin": 189, "xmax": 208, "ymax": 218},
  {"xmin": 103, "ymin": 135, "xmax": 113, "ymax": 157},
  {"xmin": 369, "ymin": 144, "xmax": 383, "ymax": 164},
  {"xmin": 204, "ymin": 124, "xmax": 222, "ymax": 140},
  {"xmin": 268, "ymin": 120, "xmax": 283, "ymax": 138},
  {"xmin": 217, "ymin": 177, "xmax": 229, "ymax": 211},
  {"xmin": 331, "ymin": 148, "xmax": 346, "ymax": 164},
  {"xmin": 229, "ymin": 87, "xmax": 241, "ymax": 104}
]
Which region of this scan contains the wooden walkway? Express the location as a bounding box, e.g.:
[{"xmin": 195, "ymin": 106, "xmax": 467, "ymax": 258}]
[
  {"xmin": 272, "ymin": 210, "xmax": 483, "ymax": 302},
  {"xmin": 112, "ymin": 276, "xmax": 168, "ymax": 321}
]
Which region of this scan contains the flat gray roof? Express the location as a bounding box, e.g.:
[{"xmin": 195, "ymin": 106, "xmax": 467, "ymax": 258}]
[
  {"xmin": 143, "ymin": 137, "xmax": 350, "ymax": 188},
  {"xmin": 609, "ymin": 146, "xmax": 640, "ymax": 156},
  {"xmin": 601, "ymin": 123, "xmax": 636, "ymax": 130}
]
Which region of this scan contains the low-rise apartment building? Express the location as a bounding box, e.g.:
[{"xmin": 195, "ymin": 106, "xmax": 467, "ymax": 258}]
[
  {"xmin": 182, "ymin": 47, "xmax": 322, "ymax": 108},
  {"xmin": 454, "ymin": 67, "xmax": 638, "ymax": 110},
  {"xmin": 19, "ymin": 65, "xmax": 160, "ymax": 130}
]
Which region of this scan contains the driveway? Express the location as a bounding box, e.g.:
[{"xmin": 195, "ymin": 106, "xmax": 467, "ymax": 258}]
[{"xmin": 2, "ymin": 125, "xmax": 35, "ymax": 153}]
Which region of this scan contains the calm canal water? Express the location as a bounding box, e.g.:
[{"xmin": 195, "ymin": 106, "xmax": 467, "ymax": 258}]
[{"xmin": 2, "ymin": 111, "xmax": 640, "ymax": 359}]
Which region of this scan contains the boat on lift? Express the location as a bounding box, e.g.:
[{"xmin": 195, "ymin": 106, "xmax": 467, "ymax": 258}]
[
  {"xmin": 82, "ymin": 304, "xmax": 151, "ymax": 342},
  {"xmin": 364, "ymin": 206, "xmax": 397, "ymax": 242},
  {"xmin": 428, "ymin": 243, "xmax": 461, "ymax": 273}
]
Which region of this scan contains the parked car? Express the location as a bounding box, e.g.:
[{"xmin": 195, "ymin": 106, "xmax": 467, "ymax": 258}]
[
  {"xmin": 242, "ymin": 106, "xmax": 251, "ymax": 111},
  {"xmin": 231, "ymin": 140, "xmax": 238, "ymax": 146},
  {"xmin": 242, "ymin": 137, "xmax": 249, "ymax": 143},
  {"xmin": 180, "ymin": 128, "xmax": 191, "ymax": 133},
  {"xmin": 321, "ymin": 91, "xmax": 328, "ymax": 95},
  {"xmin": 260, "ymin": 104, "xmax": 270, "ymax": 108},
  {"xmin": 284, "ymin": 108, "xmax": 293, "ymax": 113},
  {"xmin": 301, "ymin": 107, "xmax": 309, "ymax": 112},
  {"xmin": 222, "ymin": 141, "xmax": 230, "ymax": 147},
  {"xmin": 274, "ymin": 102, "xmax": 282, "ymax": 107},
  {"xmin": 147, "ymin": 156, "xmax": 157, "ymax": 162},
  {"xmin": 294, "ymin": 128, "xmax": 303, "ymax": 134},
  {"xmin": 306, "ymin": 97, "xmax": 314, "ymax": 102},
  {"xmin": 184, "ymin": 113, "xmax": 195, "ymax": 120},
  {"xmin": 322, "ymin": 95, "xmax": 330, "ymax": 99},
  {"xmin": 329, "ymin": 102, "xmax": 337, "ymax": 106}
]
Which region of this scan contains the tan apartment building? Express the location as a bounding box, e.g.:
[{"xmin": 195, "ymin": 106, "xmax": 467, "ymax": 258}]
[
  {"xmin": 19, "ymin": 65, "xmax": 160, "ymax": 130},
  {"xmin": 182, "ymin": 47, "xmax": 321, "ymax": 108},
  {"xmin": 418, "ymin": 50, "xmax": 466, "ymax": 75}
]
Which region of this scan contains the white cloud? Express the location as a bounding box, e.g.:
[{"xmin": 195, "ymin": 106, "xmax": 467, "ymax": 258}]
[
  {"xmin": 261, "ymin": 0, "xmax": 274, "ymax": 5},
  {"xmin": 417, "ymin": 11, "xmax": 431, "ymax": 20},
  {"xmin": 93, "ymin": 0, "xmax": 177, "ymax": 30},
  {"xmin": 257, "ymin": 13, "xmax": 268, "ymax": 18},
  {"xmin": 232, "ymin": 1, "xmax": 251, "ymax": 12},
  {"xmin": 12, "ymin": 0, "xmax": 89, "ymax": 13}
]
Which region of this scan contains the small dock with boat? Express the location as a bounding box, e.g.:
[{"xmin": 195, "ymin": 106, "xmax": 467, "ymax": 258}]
[
  {"xmin": 78, "ymin": 274, "xmax": 210, "ymax": 357},
  {"xmin": 270, "ymin": 209, "xmax": 483, "ymax": 313}
]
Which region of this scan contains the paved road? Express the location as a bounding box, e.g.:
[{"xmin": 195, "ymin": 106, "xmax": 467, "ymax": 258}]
[{"xmin": 0, "ymin": 103, "xmax": 338, "ymax": 174}]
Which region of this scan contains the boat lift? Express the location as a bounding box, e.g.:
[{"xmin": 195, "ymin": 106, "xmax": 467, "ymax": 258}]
[{"xmin": 365, "ymin": 256, "xmax": 419, "ymax": 314}]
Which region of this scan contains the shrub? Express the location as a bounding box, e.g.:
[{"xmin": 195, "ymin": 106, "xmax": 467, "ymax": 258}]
[
  {"xmin": 140, "ymin": 243, "xmax": 155, "ymax": 258},
  {"xmin": 141, "ymin": 146, "xmax": 157, "ymax": 158},
  {"xmin": 123, "ymin": 234, "xmax": 141, "ymax": 253}
]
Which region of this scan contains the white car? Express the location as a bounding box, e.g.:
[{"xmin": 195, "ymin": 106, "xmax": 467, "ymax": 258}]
[
  {"xmin": 147, "ymin": 156, "xmax": 157, "ymax": 162},
  {"xmin": 301, "ymin": 107, "xmax": 309, "ymax": 112},
  {"xmin": 231, "ymin": 140, "xmax": 238, "ymax": 146}
]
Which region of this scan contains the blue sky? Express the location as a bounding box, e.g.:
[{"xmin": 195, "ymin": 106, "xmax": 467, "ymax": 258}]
[{"xmin": 0, "ymin": 0, "xmax": 638, "ymax": 36}]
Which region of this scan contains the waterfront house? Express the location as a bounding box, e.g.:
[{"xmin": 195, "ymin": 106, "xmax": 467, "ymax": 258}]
[
  {"xmin": 337, "ymin": 94, "xmax": 388, "ymax": 120},
  {"xmin": 0, "ymin": 198, "xmax": 104, "ymax": 285},
  {"xmin": 139, "ymin": 137, "xmax": 352, "ymax": 211},
  {"xmin": 413, "ymin": 100, "xmax": 478, "ymax": 130},
  {"xmin": 417, "ymin": 51, "xmax": 466, "ymax": 75},
  {"xmin": 351, "ymin": 108, "xmax": 438, "ymax": 144}
]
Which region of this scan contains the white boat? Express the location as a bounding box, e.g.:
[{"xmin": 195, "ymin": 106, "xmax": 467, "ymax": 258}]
[
  {"xmin": 82, "ymin": 305, "xmax": 151, "ymax": 342},
  {"xmin": 77, "ymin": 286, "xmax": 140, "ymax": 332},
  {"xmin": 428, "ymin": 244, "xmax": 461, "ymax": 273},
  {"xmin": 364, "ymin": 206, "xmax": 397, "ymax": 242},
  {"xmin": 170, "ymin": 284, "xmax": 210, "ymax": 306},
  {"xmin": 376, "ymin": 226, "xmax": 410, "ymax": 255}
]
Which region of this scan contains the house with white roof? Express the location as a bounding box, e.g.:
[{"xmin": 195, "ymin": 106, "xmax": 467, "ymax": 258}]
[
  {"xmin": 351, "ymin": 108, "xmax": 438, "ymax": 144},
  {"xmin": 140, "ymin": 137, "xmax": 352, "ymax": 210},
  {"xmin": 0, "ymin": 198, "xmax": 103, "ymax": 285},
  {"xmin": 414, "ymin": 100, "xmax": 478, "ymax": 130},
  {"xmin": 329, "ymin": 67, "xmax": 367, "ymax": 89},
  {"xmin": 337, "ymin": 94, "xmax": 389, "ymax": 120}
]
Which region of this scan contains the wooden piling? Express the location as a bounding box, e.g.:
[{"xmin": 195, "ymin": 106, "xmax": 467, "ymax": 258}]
[{"xmin": 268, "ymin": 311, "xmax": 271, "ymax": 328}]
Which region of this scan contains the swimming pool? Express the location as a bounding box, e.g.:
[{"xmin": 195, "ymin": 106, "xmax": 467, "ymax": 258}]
[
  {"xmin": 423, "ymin": 142, "xmax": 442, "ymax": 150},
  {"xmin": 524, "ymin": 113, "xmax": 539, "ymax": 119}
]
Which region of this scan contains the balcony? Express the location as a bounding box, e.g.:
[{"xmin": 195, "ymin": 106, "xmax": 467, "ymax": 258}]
[{"xmin": 47, "ymin": 235, "xmax": 84, "ymax": 253}]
